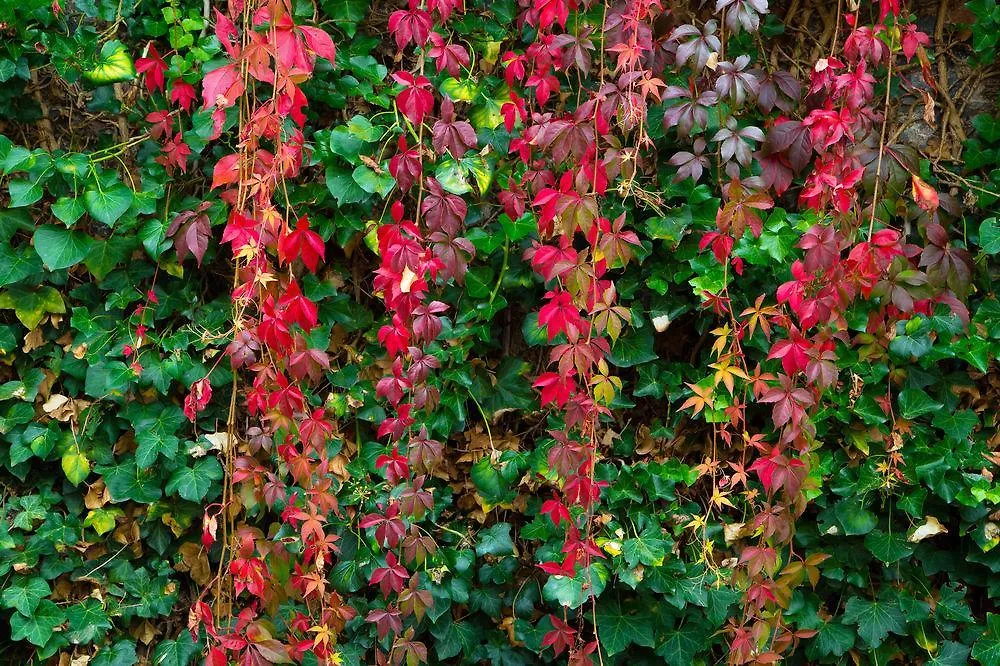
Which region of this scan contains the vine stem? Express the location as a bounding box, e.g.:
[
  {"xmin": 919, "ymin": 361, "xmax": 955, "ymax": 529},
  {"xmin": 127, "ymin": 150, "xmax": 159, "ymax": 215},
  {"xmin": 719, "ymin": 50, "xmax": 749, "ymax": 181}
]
[{"xmin": 868, "ymin": 58, "xmax": 894, "ymax": 239}]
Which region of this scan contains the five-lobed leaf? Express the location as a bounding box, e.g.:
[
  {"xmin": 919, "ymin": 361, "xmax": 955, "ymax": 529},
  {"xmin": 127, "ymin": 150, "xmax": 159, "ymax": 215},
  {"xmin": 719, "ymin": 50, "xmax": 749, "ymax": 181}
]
[
  {"xmin": 1, "ymin": 576, "xmax": 50, "ymax": 615},
  {"xmin": 841, "ymin": 596, "xmax": 906, "ymax": 647},
  {"xmin": 594, "ymin": 602, "xmax": 656, "ymax": 655},
  {"xmin": 165, "ymin": 456, "xmax": 223, "ymax": 501},
  {"xmin": 9, "ymin": 598, "xmax": 66, "ymax": 646}
]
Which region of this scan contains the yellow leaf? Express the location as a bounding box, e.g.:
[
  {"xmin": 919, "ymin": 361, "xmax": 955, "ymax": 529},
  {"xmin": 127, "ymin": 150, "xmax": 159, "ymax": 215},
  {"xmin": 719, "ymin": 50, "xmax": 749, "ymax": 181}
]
[
  {"xmin": 598, "ymin": 539, "xmax": 622, "ymax": 556},
  {"xmin": 62, "ymin": 450, "xmax": 90, "ymax": 485},
  {"xmin": 84, "ymin": 508, "xmax": 122, "ymax": 535}
]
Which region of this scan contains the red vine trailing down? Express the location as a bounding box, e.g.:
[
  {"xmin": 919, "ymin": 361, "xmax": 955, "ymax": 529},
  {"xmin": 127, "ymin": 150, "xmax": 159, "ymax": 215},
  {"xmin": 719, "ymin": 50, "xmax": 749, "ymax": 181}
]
[
  {"xmin": 672, "ymin": 2, "xmax": 969, "ymax": 663},
  {"xmin": 365, "ymin": 0, "xmax": 475, "ymax": 662},
  {"xmin": 496, "ymin": 0, "xmax": 668, "ymax": 662},
  {"xmin": 137, "ymin": 1, "xmax": 347, "ymax": 663}
]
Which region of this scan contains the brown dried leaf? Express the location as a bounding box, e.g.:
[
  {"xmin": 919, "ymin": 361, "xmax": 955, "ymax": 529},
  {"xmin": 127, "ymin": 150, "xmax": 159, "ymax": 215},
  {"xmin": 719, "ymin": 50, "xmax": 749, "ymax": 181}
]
[
  {"xmin": 84, "ymin": 480, "xmax": 110, "ymax": 509},
  {"xmin": 176, "ymin": 542, "xmax": 212, "ymax": 586},
  {"xmin": 22, "ymin": 327, "xmax": 44, "ymax": 353}
]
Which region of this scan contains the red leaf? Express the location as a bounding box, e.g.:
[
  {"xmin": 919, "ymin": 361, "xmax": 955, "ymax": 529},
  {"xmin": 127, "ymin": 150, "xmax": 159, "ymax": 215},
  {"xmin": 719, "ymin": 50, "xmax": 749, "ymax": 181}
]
[
  {"xmin": 393, "ymin": 72, "xmax": 434, "ymax": 125},
  {"xmin": 169, "ymin": 81, "xmax": 198, "ymax": 112},
  {"xmin": 278, "ymin": 280, "xmax": 319, "ymax": 332},
  {"xmin": 277, "ymin": 215, "xmax": 325, "ymax": 272},
  {"xmin": 214, "ymin": 9, "xmax": 240, "ymax": 59},
  {"xmin": 389, "ymin": 136, "xmax": 422, "ymax": 191},
  {"xmin": 212, "ymin": 153, "xmax": 241, "ymax": 189},
  {"xmin": 370, "ymin": 552, "xmax": 409, "ymax": 597},
  {"xmin": 183, "ymin": 377, "xmax": 213, "ymax": 421},
  {"xmin": 911, "ymin": 174, "xmax": 939, "ymax": 211},
  {"xmin": 135, "ymin": 43, "xmax": 167, "ymax": 94},
  {"xmin": 375, "ymin": 446, "xmax": 410, "ymax": 484},
  {"xmin": 298, "ymin": 25, "xmax": 336, "ymax": 62},
  {"xmin": 166, "ymin": 203, "xmax": 212, "ymax": 266},
  {"xmin": 156, "ymin": 134, "xmax": 191, "ymax": 175},
  {"xmin": 421, "ymin": 178, "xmax": 467, "ymax": 235},
  {"xmin": 431, "ymin": 97, "xmax": 477, "ymax": 157},
  {"xmin": 388, "ymin": 8, "xmax": 433, "ymax": 50},
  {"xmin": 538, "ymin": 290, "xmax": 585, "ymax": 342},
  {"xmin": 541, "ymin": 615, "xmax": 576, "ymax": 657},
  {"xmin": 202, "ymin": 62, "xmax": 244, "ymax": 110}
]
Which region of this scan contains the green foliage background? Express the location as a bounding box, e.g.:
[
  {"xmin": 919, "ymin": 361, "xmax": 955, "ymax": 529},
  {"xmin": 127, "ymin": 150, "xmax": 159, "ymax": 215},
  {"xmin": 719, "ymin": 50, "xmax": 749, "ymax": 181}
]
[{"xmin": 0, "ymin": 0, "xmax": 998, "ymax": 664}]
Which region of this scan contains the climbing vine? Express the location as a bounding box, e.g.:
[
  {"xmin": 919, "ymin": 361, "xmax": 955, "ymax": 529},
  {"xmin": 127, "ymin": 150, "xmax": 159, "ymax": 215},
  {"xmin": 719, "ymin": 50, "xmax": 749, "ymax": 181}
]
[{"xmin": 0, "ymin": 0, "xmax": 998, "ymax": 665}]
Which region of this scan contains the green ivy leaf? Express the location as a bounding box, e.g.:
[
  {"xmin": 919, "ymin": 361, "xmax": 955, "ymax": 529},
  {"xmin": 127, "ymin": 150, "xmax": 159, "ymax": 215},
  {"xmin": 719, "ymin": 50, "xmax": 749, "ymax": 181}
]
[
  {"xmin": 66, "ymin": 598, "xmax": 112, "ymax": 644},
  {"xmin": 980, "ymin": 218, "xmax": 1000, "ymax": 254},
  {"xmin": 85, "ymin": 361, "xmax": 134, "ymax": 398},
  {"xmin": 430, "ymin": 619, "xmax": 480, "ymax": 661},
  {"xmin": 864, "ymin": 530, "xmax": 913, "ymax": 563},
  {"xmin": 973, "ymin": 613, "xmax": 1000, "ymax": 666},
  {"xmin": 465, "ymin": 265, "xmax": 493, "ymax": 299},
  {"xmin": 0, "ymin": 401, "xmax": 34, "ymax": 435},
  {"xmin": 475, "ymin": 522, "xmax": 514, "ymax": 557},
  {"xmin": 1, "ymin": 575, "xmax": 50, "ymax": 615},
  {"xmin": 973, "ymin": 115, "xmax": 1000, "ymax": 143},
  {"xmin": 594, "ymin": 601, "xmax": 655, "ymax": 655},
  {"xmin": 52, "ymin": 197, "xmax": 86, "ymax": 225},
  {"xmin": 480, "ymin": 359, "xmax": 535, "ymax": 414},
  {"xmin": 320, "ymin": 0, "xmax": 367, "ymax": 38},
  {"xmin": 898, "ymin": 387, "xmax": 943, "ymax": 420},
  {"xmin": 98, "ymin": 458, "xmax": 163, "ymax": 504},
  {"xmin": 0, "ymin": 243, "xmax": 42, "ymax": 287},
  {"xmin": 352, "ymin": 164, "xmax": 394, "ymax": 196},
  {"xmin": 348, "ymin": 55, "xmax": 387, "ymax": 82},
  {"xmin": 165, "ymin": 457, "xmax": 223, "ymax": 501},
  {"xmin": 806, "ymin": 620, "xmax": 855, "ymax": 658},
  {"xmin": 841, "ymin": 596, "xmax": 906, "ymax": 647},
  {"xmin": 835, "ymin": 499, "xmax": 877, "ymax": 536},
  {"xmin": 151, "ymin": 631, "xmax": 199, "ymax": 666},
  {"xmin": 936, "ymin": 583, "xmax": 975, "ymax": 624},
  {"xmin": 499, "ymin": 213, "xmax": 536, "ymax": 242},
  {"xmin": 82, "ymin": 41, "xmax": 136, "ymax": 84},
  {"xmin": 469, "ymin": 96, "xmax": 504, "ymax": 130},
  {"xmin": 622, "ymin": 526, "xmax": 667, "ymax": 567},
  {"xmin": 92, "ymin": 640, "xmax": 137, "ymax": 666},
  {"xmin": 84, "ymin": 508, "xmax": 123, "ymax": 535},
  {"xmin": 435, "ymin": 158, "xmax": 473, "ymax": 195},
  {"xmin": 129, "ymin": 404, "xmax": 185, "ymax": 467},
  {"xmin": 325, "ymin": 166, "xmax": 368, "ymax": 205},
  {"xmin": 140, "ymin": 217, "xmax": 171, "ymax": 258},
  {"xmin": 542, "ymin": 563, "xmax": 608, "ymax": 609},
  {"xmin": 327, "ymin": 127, "xmax": 365, "ymax": 164},
  {"xmin": 33, "ymin": 224, "xmax": 95, "ymax": 270},
  {"xmin": 608, "ymin": 326, "xmax": 657, "ymax": 368},
  {"xmin": 83, "ymin": 183, "xmax": 134, "ymax": 227},
  {"xmin": 9, "ymin": 598, "xmax": 66, "ymax": 646},
  {"xmin": 470, "ymin": 453, "xmax": 519, "ymax": 506},
  {"xmin": 8, "ymin": 177, "xmax": 45, "ymax": 207},
  {"xmin": 85, "ymin": 236, "xmax": 137, "ymax": 280},
  {"xmin": 889, "ymin": 333, "xmax": 933, "ymax": 360},
  {"xmin": 439, "ymin": 77, "xmax": 480, "ymax": 102},
  {"xmin": 933, "ymin": 410, "xmax": 979, "ymax": 442},
  {"xmin": 928, "ymin": 641, "xmax": 972, "ymax": 666},
  {"xmin": 655, "ymin": 624, "xmax": 703, "ymax": 666},
  {"xmin": 460, "ymin": 154, "xmax": 494, "ymax": 195}
]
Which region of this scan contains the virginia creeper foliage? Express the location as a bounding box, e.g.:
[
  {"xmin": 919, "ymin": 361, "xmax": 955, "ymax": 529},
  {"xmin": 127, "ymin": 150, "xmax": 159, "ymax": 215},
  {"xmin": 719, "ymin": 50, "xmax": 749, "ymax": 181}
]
[{"xmin": 0, "ymin": 0, "xmax": 998, "ymax": 665}]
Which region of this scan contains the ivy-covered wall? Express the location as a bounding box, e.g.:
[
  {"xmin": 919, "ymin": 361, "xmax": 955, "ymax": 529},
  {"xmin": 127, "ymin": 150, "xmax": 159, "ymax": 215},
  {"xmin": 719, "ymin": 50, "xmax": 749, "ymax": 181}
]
[{"xmin": 0, "ymin": 0, "xmax": 999, "ymax": 665}]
